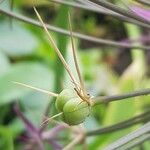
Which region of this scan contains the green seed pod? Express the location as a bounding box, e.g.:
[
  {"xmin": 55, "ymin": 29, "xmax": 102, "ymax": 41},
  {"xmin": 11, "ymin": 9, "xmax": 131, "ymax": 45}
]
[
  {"xmin": 63, "ymin": 98, "xmax": 91, "ymax": 125},
  {"xmin": 55, "ymin": 89, "xmax": 76, "ymax": 112}
]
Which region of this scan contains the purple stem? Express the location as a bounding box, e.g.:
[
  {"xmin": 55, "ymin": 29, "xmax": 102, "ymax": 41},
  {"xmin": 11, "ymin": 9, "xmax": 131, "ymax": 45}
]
[
  {"xmin": 42, "ymin": 124, "xmax": 66, "ymax": 140},
  {"xmin": 48, "ymin": 140, "xmax": 63, "ymax": 150},
  {"xmin": 130, "ymin": 5, "xmax": 150, "ymax": 21},
  {"xmin": 14, "ymin": 105, "xmax": 39, "ymax": 134},
  {"xmin": 14, "ymin": 104, "xmax": 44, "ymax": 150},
  {"xmin": 120, "ymin": 35, "xmax": 150, "ymax": 45}
]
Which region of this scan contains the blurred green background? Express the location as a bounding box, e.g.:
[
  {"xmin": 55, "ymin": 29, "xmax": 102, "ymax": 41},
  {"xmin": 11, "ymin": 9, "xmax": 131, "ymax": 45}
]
[{"xmin": 0, "ymin": 0, "xmax": 150, "ymax": 149}]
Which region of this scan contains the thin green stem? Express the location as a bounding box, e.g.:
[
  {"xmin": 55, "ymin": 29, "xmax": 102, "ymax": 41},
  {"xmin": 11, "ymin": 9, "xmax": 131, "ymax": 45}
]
[
  {"xmin": 63, "ymin": 134, "xmax": 84, "ymax": 150},
  {"xmin": 93, "ymin": 88, "xmax": 150, "ymax": 106},
  {"xmin": 68, "ymin": 12, "xmax": 86, "ymax": 95},
  {"xmin": 13, "ymin": 81, "xmax": 58, "ymax": 97}
]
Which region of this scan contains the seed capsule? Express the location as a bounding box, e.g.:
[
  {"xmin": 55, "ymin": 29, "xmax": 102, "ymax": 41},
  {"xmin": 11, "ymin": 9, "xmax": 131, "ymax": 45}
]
[
  {"xmin": 55, "ymin": 89, "xmax": 76, "ymax": 112},
  {"xmin": 63, "ymin": 98, "xmax": 91, "ymax": 125}
]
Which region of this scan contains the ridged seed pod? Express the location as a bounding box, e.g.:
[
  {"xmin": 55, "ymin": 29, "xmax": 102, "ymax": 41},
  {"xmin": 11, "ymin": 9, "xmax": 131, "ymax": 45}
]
[
  {"xmin": 55, "ymin": 89, "xmax": 76, "ymax": 112},
  {"xmin": 63, "ymin": 98, "xmax": 91, "ymax": 125}
]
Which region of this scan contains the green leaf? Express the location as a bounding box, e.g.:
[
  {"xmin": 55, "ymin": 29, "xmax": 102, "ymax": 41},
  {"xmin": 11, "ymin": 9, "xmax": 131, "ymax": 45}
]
[
  {"xmin": 0, "ymin": 62, "xmax": 54, "ymax": 105},
  {"xmin": 0, "ymin": 51, "xmax": 10, "ymax": 76},
  {"xmin": 0, "ymin": 22, "xmax": 37, "ymax": 56}
]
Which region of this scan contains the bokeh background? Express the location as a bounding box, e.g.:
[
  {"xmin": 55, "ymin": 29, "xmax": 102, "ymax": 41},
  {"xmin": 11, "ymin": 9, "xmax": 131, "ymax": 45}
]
[{"xmin": 0, "ymin": 0, "xmax": 150, "ymax": 149}]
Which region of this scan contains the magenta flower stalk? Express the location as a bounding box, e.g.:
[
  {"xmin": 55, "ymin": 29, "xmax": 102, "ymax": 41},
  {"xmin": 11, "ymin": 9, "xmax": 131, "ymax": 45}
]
[{"xmin": 130, "ymin": 5, "xmax": 150, "ymax": 21}]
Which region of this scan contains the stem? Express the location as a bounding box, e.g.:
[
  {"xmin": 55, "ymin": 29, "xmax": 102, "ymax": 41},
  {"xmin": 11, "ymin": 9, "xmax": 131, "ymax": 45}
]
[
  {"xmin": 103, "ymin": 122, "xmax": 150, "ymax": 150},
  {"xmin": 92, "ymin": 88, "xmax": 150, "ymax": 106},
  {"xmin": 0, "ymin": 8, "xmax": 150, "ymax": 49},
  {"xmin": 88, "ymin": 0, "xmax": 150, "ymax": 26},
  {"xmin": 123, "ymin": 134, "xmax": 150, "ymax": 150},
  {"xmin": 50, "ymin": 0, "xmax": 150, "ymax": 28},
  {"xmin": 86, "ymin": 110, "xmax": 150, "ymax": 136},
  {"xmin": 40, "ymin": 112, "xmax": 63, "ymax": 127},
  {"xmin": 14, "ymin": 104, "xmax": 44, "ymax": 150},
  {"xmin": 9, "ymin": 0, "xmax": 14, "ymax": 28},
  {"xmin": 63, "ymin": 134, "xmax": 84, "ymax": 150},
  {"xmin": 68, "ymin": 13, "xmax": 86, "ymax": 95},
  {"xmin": 78, "ymin": 0, "xmax": 150, "ymax": 29},
  {"xmin": 13, "ymin": 81, "xmax": 58, "ymax": 97},
  {"xmin": 34, "ymin": 8, "xmax": 78, "ymax": 87},
  {"xmin": 45, "ymin": 5, "xmax": 70, "ymax": 115},
  {"xmin": 50, "ymin": 0, "xmax": 146, "ymax": 28},
  {"xmin": 136, "ymin": 0, "xmax": 150, "ymax": 6}
]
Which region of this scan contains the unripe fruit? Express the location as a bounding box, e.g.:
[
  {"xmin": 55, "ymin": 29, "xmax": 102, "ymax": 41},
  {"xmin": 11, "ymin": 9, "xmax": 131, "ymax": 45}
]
[
  {"xmin": 55, "ymin": 89, "xmax": 76, "ymax": 112},
  {"xmin": 63, "ymin": 98, "xmax": 91, "ymax": 125}
]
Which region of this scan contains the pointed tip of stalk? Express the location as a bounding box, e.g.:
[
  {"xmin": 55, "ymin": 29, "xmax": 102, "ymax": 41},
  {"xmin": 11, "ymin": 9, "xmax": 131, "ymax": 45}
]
[
  {"xmin": 33, "ymin": 6, "xmax": 36, "ymax": 11},
  {"xmin": 12, "ymin": 81, "xmax": 58, "ymax": 97},
  {"xmin": 33, "ymin": 6, "xmax": 79, "ymax": 88},
  {"xmin": 68, "ymin": 12, "xmax": 87, "ymax": 96},
  {"xmin": 40, "ymin": 112, "xmax": 63, "ymax": 127}
]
